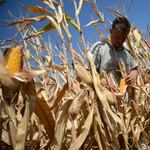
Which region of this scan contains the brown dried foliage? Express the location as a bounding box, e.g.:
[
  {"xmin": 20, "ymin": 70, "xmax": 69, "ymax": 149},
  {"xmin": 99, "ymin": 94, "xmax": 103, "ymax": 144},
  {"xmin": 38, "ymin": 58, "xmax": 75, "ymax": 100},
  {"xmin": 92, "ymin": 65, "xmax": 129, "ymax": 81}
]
[{"xmin": 0, "ymin": 0, "xmax": 150, "ymax": 150}]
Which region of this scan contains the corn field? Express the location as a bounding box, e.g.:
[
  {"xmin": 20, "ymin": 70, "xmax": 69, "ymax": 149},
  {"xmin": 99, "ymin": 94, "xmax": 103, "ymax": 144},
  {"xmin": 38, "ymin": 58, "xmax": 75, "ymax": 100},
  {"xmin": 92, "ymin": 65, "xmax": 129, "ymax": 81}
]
[{"xmin": 0, "ymin": 0, "xmax": 150, "ymax": 150}]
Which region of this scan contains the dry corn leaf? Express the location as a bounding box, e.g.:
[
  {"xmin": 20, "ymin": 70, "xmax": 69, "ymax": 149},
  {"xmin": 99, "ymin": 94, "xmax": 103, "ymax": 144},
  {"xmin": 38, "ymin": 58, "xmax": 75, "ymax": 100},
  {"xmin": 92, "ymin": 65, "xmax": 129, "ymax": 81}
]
[
  {"xmin": 109, "ymin": 130, "xmax": 120, "ymax": 149},
  {"xmin": 48, "ymin": 83, "xmax": 60, "ymax": 103},
  {"xmin": 0, "ymin": 63, "xmax": 14, "ymax": 89},
  {"xmin": 92, "ymin": 16, "xmax": 112, "ymax": 45},
  {"xmin": 60, "ymin": 0, "xmax": 64, "ymax": 13},
  {"xmin": 2, "ymin": 48, "xmax": 12, "ymax": 67},
  {"xmin": 118, "ymin": 57, "xmax": 127, "ymax": 77},
  {"xmin": 109, "ymin": 143, "xmax": 120, "ymax": 150},
  {"xmin": 68, "ymin": 103, "xmax": 94, "ymax": 150},
  {"xmin": 1, "ymin": 1, "xmax": 150, "ymax": 149},
  {"xmin": 94, "ymin": 105, "xmax": 109, "ymax": 149},
  {"xmin": 20, "ymin": 80, "xmax": 37, "ymax": 117},
  {"xmin": 66, "ymin": 64, "xmax": 72, "ymax": 91},
  {"xmin": 49, "ymin": 83, "xmax": 68, "ymax": 109},
  {"xmin": 88, "ymin": 51, "xmax": 123, "ymax": 130},
  {"xmin": 70, "ymin": 77, "xmax": 80, "ymax": 95},
  {"xmin": 133, "ymin": 27, "xmax": 141, "ymax": 49},
  {"xmin": 125, "ymin": 36, "xmax": 137, "ymax": 60},
  {"xmin": 117, "ymin": 113, "xmax": 128, "ymax": 149},
  {"xmin": 75, "ymin": 0, "xmax": 84, "ymax": 17},
  {"xmin": 40, "ymin": 0, "xmax": 55, "ymax": 9},
  {"xmin": 52, "ymin": 0, "xmax": 63, "ymax": 23},
  {"xmin": 21, "ymin": 4, "xmax": 55, "ymax": 17},
  {"xmin": 61, "ymin": 21, "xmax": 72, "ymax": 43},
  {"xmin": 44, "ymin": 15, "xmax": 64, "ymax": 42},
  {"xmin": 9, "ymin": 121, "xmax": 17, "ymax": 149},
  {"xmin": 83, "ymin": 19, "xmax": 105, "ymax": 28},
  {"xmin": 52, "ymin": 100, "xmax": 72, "ymax": 150},
  {"xmin": 5, "ymin": 102, "xmax": 17, "ymax": 130},
  {"xmin": 34, "ymin": 97, "xmax": 55, "ymax": 142},
  {"xmin": 0, "ymin": 48, "xmax": 3, "ymax": 64},
  {"xmin": 108, "ymin": 73, "xmax": 119, "ymax": 89},
  {"xmin": 12, "ymin": 69, "xmax": 47, "ymax": 82},
  {"xmin": 7, "ymin": 16, "xmax": 48, "ymax": 26},
  {"xmin": 0, "ymin": 117, "xmax": 5, "ymax": 141},
  {"xmin": 15, "ymin": 96, "xmax": 29, "ymax": 150},
  {"xmin": 69, "ymin": 89, "xmax": 88, "ymax": 120}
]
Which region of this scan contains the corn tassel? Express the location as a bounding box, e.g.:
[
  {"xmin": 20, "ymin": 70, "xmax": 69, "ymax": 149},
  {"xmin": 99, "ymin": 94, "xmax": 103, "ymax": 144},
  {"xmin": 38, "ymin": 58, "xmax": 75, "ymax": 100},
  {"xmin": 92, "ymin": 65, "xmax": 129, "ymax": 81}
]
[
  {"xmin": 120, "ymin": 78, "xmax": 126, "ymax": 93},
  {"xmin": 7, "ymin": 46, "xmax": 23, "ymax": 76}
]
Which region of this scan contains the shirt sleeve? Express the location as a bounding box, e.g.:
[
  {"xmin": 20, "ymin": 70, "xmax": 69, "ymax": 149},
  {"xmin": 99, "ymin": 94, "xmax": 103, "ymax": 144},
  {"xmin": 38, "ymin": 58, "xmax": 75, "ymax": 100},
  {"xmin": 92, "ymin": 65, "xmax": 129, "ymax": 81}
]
[
  {"xmin": 130, "ymin": 54, "xmax": 138, "ymax": 70},
  {"xmin": 123, "ymin": 43, "xmax": 138, "ymax": 71}
]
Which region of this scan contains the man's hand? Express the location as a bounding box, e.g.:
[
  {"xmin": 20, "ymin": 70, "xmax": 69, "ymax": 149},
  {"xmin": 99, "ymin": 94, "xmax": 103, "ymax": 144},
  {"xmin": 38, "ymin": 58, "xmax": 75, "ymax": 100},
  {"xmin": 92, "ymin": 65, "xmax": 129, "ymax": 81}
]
[
  {"xmin": 124, "ymin": 69, "xmax": 138, "ymax": 85},
  {"xmin": 100, "ymin": 78, "xmax": 118, "ymax": 92}
]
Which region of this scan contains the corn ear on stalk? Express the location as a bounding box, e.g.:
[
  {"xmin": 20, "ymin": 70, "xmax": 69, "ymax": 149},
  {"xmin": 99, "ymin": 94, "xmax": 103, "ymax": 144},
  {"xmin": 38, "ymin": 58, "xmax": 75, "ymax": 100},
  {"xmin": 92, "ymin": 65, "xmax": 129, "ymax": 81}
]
[
  {"xmin": 120, "ymin": 78, "xmax": 126, "ymax": 93},
  {"xmin": 7, "ymin": 46, "xmax": 23, "ymax": 76},
  {"xmin": 73, "ymin": 62, "xmax": 93, "ymax": 88}
]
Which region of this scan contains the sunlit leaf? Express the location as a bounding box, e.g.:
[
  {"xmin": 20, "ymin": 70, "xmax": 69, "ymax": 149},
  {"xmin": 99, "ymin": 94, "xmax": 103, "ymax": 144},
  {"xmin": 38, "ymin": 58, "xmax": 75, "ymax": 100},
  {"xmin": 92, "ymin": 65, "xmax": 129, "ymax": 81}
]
[
  {"xmin": 34, "ymin": 97, "xmax": 55, "ymax": 142},
  {"xmin": 0, "ymin": 64, "xmax": 14, "ymax": 89},
  {"xmin": 15, "ymin": 96, "xmax": 30, "ymax": 150},
  {"xmin": 52, "ymin": 100, "xmax": 72, "ymax": 150},
  {"xmin": 75, "ymin": 0, "xmax": 84, "ymax": 17},
  {"xmin": 21, "ymin": 4, "xmax": 55, "ymax": 17},
  {"xmin": 68, "ymin": 103, "xmax": 94, "ymax": 150},
  {"xmin": 65, "ymin": 14, "xmax": 82, "ymax": 32},
  {"xmin": 35, "ymin": 22, "xmax": 55, "ymax": 34}
]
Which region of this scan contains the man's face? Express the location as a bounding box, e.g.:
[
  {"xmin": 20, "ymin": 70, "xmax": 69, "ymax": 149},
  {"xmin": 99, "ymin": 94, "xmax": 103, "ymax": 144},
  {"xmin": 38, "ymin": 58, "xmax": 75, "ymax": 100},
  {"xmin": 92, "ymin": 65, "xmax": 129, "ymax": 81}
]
[{"xmin": 110, "ymin": 28, "xmax": 128, "ymax": 49}]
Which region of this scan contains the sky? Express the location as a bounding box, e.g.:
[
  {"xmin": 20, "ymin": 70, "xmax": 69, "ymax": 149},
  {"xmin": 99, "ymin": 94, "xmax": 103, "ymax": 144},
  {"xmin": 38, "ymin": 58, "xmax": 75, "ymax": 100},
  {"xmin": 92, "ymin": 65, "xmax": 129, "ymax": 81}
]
[{"xmin": 0, "ymin": 0, "xmax": 150, "ymax": 66}]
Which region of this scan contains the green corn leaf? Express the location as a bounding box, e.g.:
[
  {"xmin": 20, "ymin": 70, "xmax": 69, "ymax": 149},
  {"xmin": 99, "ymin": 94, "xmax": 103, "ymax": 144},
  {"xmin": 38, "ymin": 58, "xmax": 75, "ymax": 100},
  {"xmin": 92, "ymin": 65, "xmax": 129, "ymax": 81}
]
[
  {"xmin": 136, "ymin": 38, "xmax": 139, "ymax": 49},
  {"xmin": 65, "ymin": 14, "xmax": 82, "ymax": 33},
  {"xmin": 35, "ymin": 22, "xmax": 54, "ymax": 34}
]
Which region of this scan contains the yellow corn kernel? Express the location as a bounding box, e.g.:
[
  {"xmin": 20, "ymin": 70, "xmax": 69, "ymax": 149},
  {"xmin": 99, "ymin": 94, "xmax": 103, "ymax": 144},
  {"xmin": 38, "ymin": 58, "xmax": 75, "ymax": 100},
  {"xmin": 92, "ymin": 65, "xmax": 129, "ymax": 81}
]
[
  {"xmin": 120, "ymin": 78, "xmax": 126, "ymax": 93},
  {"xmin": 7, "ymin": 46, "xmax": 22, "ymax": 76}
]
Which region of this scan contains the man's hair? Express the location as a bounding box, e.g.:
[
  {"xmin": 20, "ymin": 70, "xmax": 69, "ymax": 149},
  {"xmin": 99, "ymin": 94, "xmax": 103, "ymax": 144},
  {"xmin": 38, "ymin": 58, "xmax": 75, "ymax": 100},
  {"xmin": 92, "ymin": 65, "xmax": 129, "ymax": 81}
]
[{"xmin": 112, "ymin": 17, "xmax": 131, "ymax": 33}]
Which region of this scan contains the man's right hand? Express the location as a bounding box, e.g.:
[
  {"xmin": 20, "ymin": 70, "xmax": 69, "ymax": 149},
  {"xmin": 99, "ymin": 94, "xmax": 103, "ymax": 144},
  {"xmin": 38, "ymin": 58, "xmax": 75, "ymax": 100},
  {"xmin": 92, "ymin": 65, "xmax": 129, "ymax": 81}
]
[{"xmin": 100, "ymin": 78, "xmax": 119, "ymax": 92}]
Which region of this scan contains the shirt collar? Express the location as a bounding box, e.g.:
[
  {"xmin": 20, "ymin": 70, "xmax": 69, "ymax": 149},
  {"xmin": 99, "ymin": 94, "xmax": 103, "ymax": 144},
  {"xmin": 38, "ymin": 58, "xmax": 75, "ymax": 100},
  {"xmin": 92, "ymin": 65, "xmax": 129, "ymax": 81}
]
[
  {"xmin": 110, "ymin": 44, "xmax": 125, "ymax": 52},
  {"xmin": 116, "ymin": 45, "xmax": 124, "ymax": 51}
]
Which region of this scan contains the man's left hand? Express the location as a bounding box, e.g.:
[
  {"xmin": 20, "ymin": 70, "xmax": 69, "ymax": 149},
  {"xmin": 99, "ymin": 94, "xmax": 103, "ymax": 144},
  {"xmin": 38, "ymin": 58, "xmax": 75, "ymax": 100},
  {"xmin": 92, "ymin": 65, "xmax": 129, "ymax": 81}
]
[{"xmin": 124, "ymin": 69, "xmax": 138, "ymax": 85}]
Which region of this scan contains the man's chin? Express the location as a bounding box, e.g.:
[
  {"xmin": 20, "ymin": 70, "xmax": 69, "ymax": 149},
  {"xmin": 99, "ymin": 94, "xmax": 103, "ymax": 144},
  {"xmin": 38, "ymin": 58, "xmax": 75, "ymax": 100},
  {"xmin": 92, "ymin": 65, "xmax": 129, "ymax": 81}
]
[{"xmin": 114, "ymin": 44, "xmax": 122, "ymax": 49}]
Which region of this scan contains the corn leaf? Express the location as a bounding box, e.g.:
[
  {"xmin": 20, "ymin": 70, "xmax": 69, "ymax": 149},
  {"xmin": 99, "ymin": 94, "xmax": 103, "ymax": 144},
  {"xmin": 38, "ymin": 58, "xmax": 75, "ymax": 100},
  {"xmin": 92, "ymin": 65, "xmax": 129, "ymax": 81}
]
[
  {"xmin": 35, "ymin": 22, "xmax": 55, "ymax": 34},
  {"xmin": 52, "ymin": 100, "xmax": 72, "ymax": 150},
  {"xmin": 34, "ymin": 97, "xmax": 55, "ymax": 142},
  {"xmin": 68, "ymin": 103, "xmax": 94, "ymax": 150},
  {"xmin": 20, "ymin": 4, "xmax": 55, "ymax": 17},
  {"xmin": 65, "ymin": 14, "xmax": 82, "ymax": 32},
  {"xmin": 15, "ymin": 96, "xmax": 30, "ymax": 150},
  {"xmin": 75, "ymin": 0, "xmax": 84, "ymax": 17}
]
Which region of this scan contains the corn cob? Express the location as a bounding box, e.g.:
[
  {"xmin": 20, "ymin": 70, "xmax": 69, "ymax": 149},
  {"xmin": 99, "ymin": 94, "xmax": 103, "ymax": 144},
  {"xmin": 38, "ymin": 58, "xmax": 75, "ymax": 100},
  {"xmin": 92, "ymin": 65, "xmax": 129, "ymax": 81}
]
[
  {"xmin": 73, "ymin": 62, "xmax": 93, "ymax": 88},
  {"xmin": 120, "ymin": 78, "xmax": 126, "ymax": 93},
  {"xmin": 7, "ymin": 46, "xmax": 23, "ymax": 76}
]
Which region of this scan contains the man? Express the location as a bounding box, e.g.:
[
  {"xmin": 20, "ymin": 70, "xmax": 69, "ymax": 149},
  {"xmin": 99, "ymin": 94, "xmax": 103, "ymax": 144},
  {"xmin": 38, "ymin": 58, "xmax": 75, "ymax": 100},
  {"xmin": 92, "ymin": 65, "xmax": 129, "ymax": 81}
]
[
  {"xmin": 89, "ymin": 17, "xmax": 148, "ymax": 150},
  {"xmin": 90, "ymin": 16, "xmax": 138, "ymax": 91}
]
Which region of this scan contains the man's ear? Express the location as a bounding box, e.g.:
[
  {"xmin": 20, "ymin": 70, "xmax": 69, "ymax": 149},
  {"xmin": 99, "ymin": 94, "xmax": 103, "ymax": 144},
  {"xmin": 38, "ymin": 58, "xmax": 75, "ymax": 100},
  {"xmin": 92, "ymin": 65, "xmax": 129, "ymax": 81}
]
[{"xmin": 109, "ymin": 28, "xmax": 112, "ymax": 34}]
